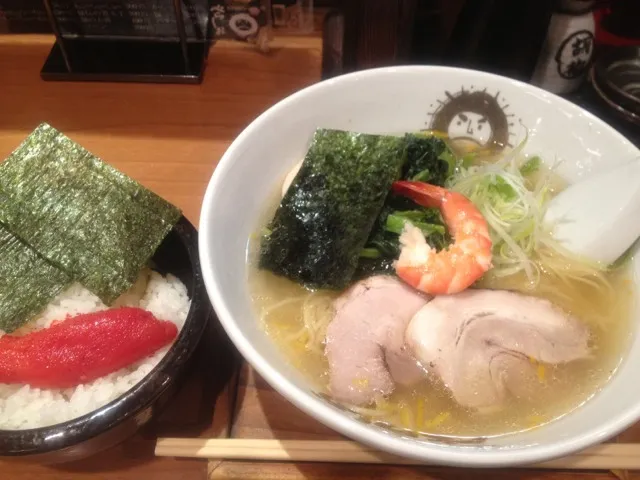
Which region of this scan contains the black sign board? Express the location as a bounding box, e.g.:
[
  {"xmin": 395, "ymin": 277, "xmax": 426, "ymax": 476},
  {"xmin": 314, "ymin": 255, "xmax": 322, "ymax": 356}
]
[
  {"xmin": 0, "ymin": 0, "xmax": 215, "ymax": 84},
  {"xmin": 0, "ymin": 0, "xmax": 51, "ymax": 33},
  {"xmin": 0, "ymin": 0, "xmax": 209, "ymax": 39},
  {"xmin": 0, "ymin": 1, "xmax": 309, "ymax": 83}
]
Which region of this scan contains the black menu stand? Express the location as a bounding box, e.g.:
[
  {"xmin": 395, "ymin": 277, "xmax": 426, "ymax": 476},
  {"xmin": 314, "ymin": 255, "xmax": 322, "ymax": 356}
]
[{"xmin": 40, "ymin": 0, "xmax": 210, "ymax": 84}]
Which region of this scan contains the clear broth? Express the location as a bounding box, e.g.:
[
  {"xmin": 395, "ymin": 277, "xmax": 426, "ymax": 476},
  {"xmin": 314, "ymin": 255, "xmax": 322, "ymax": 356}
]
[{"xmin": 247, "ymin": 164, "xmax": 635, "ymax": 439}]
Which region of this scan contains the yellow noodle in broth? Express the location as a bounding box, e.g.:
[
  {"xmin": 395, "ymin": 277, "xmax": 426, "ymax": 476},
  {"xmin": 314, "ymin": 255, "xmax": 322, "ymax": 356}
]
[{"xmin": 247, "ymin": 153, "xmax": 635, "ymax": 439}]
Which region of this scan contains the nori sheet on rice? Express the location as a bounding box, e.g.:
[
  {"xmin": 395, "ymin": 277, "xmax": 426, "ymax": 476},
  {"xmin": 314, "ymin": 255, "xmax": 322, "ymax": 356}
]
[
  {"xmin": 0, "ymin": 224, "xmax": 71, "ymax": 333},
  {"xmin": 0, "ymin": 123, "xmax": 182, "ymax": 304}
]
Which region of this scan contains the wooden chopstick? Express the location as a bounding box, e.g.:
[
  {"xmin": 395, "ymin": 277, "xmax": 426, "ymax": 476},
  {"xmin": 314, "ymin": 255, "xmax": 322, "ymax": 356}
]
[{"xmin": 155, "ymin": 438, "xmax": 640, "ymax": 470}]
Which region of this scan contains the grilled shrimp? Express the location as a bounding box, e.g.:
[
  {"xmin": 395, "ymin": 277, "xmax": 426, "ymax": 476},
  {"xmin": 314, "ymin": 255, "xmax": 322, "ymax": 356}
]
[{"xmin": 392, "ymin": 181, "xmax": 493, "ymax": 295}]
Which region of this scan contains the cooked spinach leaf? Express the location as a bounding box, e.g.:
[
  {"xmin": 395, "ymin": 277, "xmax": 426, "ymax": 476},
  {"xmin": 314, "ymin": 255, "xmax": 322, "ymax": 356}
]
[
  {"xmin": 355, "ymin": 134, "xmax": 454, "ymax": 276},
  {"xmin": 402, "ymin": 134, "xmax": 453, "ymax": 186},
  {"xmin": 386, "ymin": 212, "xmax": 446, "ymax": 236}
]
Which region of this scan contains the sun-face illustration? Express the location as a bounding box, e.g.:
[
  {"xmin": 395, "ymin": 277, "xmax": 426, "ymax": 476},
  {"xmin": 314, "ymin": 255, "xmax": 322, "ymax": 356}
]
[{"xmin": 425, "ymin": 87, "xmax": 520, "ymax": 151}]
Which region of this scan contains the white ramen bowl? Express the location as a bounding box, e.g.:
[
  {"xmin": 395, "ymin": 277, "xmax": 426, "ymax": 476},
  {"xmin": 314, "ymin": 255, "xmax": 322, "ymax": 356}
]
[{"xmin": 199, "ymin": 66, "xmax": 640, "ymax": 467}]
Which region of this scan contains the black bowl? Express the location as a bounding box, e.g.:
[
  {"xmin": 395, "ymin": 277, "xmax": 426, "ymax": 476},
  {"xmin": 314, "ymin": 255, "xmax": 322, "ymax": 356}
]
[
  {"xmin": 590, "ymin": 67, "xmax": 640, "ymax": 126},
  {"xmin": 0, "ymin": 216, "xmax": 211, "ymax": 464},
  {"xmin": 593, "ymin": 46, "xmax": 640, "ymax": 117}
]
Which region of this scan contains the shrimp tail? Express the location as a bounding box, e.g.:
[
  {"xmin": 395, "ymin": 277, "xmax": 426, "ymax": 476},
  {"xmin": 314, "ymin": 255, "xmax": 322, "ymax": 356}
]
[
  {"xmin": 391, "ymin": 180, "xmax": 493, "ymax": 295},
  {"xmin": 391, "ymin": 181, "xmax": 445, "ymax": 209}
]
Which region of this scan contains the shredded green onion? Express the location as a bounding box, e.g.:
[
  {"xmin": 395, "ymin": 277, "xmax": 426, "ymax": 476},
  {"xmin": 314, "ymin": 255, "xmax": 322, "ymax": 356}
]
[{"xmin": 446, "ymin": 134, "xmax": 608, "ymax": 287}]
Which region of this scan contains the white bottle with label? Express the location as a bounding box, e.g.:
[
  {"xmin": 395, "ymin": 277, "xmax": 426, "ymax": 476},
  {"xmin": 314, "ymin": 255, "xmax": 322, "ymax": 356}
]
[{"xmin": 530, "ymin": 0, "xmax": 596, "ymax": 94}]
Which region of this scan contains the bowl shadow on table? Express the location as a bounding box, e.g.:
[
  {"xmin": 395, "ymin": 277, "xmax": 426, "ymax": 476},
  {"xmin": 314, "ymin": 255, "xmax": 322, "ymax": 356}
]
[
  {"xmin": 227, "ymin": 368, "xmax": 609, "ymax": 480},
  {"xmin": 49, "ymin": 314, "xmax": 242, "ymax": 474}
]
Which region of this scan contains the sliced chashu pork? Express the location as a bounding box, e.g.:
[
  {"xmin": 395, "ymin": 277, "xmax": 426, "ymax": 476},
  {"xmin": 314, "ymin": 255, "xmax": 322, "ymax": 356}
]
[
  {"xmin": 325, "ymin": 275, "xmax": 430, "ymax": 406},
  {"xmin": 406, "ymin": 289, "xmax": 591, "ymax": 411}
]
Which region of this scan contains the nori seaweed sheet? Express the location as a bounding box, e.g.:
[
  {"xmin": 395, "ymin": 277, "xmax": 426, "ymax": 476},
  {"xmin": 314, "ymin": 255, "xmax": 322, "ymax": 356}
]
[
  {"xmin": 0, "ymin": 224, "xmax": 71, "ymax": 333},
  {"xmin": 0, "ymin": 123, "xmax": 182, "ymax": 304},
  {"xmin": 259, "ymin": 128, "xmax": 406, "ymax": 289}
]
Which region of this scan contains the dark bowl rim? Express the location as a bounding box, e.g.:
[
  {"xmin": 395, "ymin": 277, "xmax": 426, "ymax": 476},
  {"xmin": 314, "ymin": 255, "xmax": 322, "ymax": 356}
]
[
  {"xmin": 0, "ymin": 215, "xmax": 211, "ymax": 457},
  {"xmin": 593, "ymin": 46, "xmax": 640, "ymax": 111},
  {"xmin": 591, "ymin": 68, "xmax": 640, "ymax": 126}
]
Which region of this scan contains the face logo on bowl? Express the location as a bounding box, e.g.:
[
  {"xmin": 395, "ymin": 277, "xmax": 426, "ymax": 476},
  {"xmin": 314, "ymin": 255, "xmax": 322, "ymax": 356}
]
[
  {"xmin": 555, "ymin": 30, "xmax": 594, "ymax": 80},
  {"xmin": 425, "ymin": 87, "xmax": 520, "ymax": 151},
  {"xmin": 448, "ymin": 111, "xmax": 493, "ymax": 146}
]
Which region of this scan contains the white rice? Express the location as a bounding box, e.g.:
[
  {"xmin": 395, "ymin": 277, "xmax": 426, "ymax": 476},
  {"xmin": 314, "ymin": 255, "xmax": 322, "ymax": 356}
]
[{"xmin": 0, "ymin": 268, "xmax": 190, "ymax": 430}]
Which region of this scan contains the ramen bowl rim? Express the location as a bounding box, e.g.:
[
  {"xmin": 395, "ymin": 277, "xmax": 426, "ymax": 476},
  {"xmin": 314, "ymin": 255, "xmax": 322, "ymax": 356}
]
[{"xmin": 199, "ymin": 65, "xmax": 640, "ymax": 468}]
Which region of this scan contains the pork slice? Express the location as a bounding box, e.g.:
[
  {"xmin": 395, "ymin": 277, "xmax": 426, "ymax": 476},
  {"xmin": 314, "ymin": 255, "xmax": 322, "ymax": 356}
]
[
  {"xmin": 324, "ymin": 275, "xmax": 430, "ymax": 406},
  {"xmin": 405, "ymin": 289, "xmax": 591, "ymax": 411}
]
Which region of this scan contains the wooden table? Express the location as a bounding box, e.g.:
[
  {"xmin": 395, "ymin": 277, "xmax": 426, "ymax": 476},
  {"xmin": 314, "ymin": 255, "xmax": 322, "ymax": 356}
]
[{"xmin": 0, "ymin": 33, "xmax": 638, "ymax": 480}]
